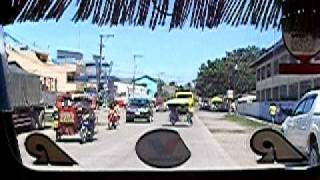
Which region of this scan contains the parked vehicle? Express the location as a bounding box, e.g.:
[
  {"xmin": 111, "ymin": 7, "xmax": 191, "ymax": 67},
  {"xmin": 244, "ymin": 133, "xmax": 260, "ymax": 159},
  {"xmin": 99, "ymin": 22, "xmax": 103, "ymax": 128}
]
[
  {"xmin": 126, "ymin": 97, "xmax": 153, "ymax": 123},
  {"xmin": 199, "ymin": 99, "xmax": 211, "ymax": 111},
  {"xmin": 281, "ymin": 90, "xmax": 320, "ymax": 166},
  {"xmin": 6, "ymin": 63, "xmax": 56, "ymax": 131}
]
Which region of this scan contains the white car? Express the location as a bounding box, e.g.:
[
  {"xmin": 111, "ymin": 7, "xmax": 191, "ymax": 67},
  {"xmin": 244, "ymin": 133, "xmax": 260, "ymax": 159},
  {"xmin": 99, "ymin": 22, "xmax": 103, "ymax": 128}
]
[{"xmin": 282, "ymin": 90, "xmax": 320, "ymax": 166}]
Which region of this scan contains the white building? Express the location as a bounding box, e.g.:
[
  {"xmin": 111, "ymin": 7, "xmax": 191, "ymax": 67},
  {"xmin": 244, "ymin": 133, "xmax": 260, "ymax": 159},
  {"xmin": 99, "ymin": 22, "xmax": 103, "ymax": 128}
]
[
  {"xmin": 114, "ymin": 81, "xmax": 147, "ymax": 102},
  {"xmin": 238, "ymin": 40, "xmax": 320, "ymax": 123}
]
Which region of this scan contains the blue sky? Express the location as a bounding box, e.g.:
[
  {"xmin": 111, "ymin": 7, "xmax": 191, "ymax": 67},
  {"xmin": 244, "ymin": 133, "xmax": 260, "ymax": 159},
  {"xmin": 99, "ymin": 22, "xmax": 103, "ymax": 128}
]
[{"xmin": 4, "ymin": 4, "xmax": 281, "ymax": 84}]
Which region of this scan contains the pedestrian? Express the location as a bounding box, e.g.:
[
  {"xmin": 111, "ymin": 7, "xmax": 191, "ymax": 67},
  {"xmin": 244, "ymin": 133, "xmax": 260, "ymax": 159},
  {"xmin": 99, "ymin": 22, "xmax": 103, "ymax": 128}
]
[
  {"xmin": 187, "ymin": 104, "xmax": 194, "ymax": 125},
  {"xmin": 269, "ymin": 103, "xmax": 277, "ymax": 125}
]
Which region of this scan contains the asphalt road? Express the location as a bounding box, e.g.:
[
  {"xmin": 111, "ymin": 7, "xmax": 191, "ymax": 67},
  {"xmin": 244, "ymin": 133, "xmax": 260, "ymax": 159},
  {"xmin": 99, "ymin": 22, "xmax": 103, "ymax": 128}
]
[{"xmin": 16, "ymin": 110, "xmax": 255, "ymax": 171}]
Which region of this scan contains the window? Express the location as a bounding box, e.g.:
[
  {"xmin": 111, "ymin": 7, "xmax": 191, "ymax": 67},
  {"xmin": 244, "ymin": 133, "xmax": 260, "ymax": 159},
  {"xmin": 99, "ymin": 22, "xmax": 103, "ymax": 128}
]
[
  {"xmin": 261, "ymin": 89, "xmax": 266, "ymax": 101},
  {"xmin": 67, "ymin": 72, "xmax": 75, "ymax": 83},
  {"xmin": 272, "ymin": 87, "xmax": 279, "ymax": 101},
  {"xmin": 303, "ymin": 95, "xmax": 317, "ymax": 114},
  {"xmin": 256, "ymin": 90, "xmax": 261, "ymax": 101},
  {"xmin": 261, "ymin": 66, "xmax": 266, "ymax": 80},
  {"xmin": 273, "ymin": 60, "xmax": 279, "ymax": 75},
  {"xmin": 300, "ymin": 80, "xmax": 312, "ymax": 97},
  {"xmin": 294, "ymin": 99, "xmax": 306, "ymax": 116},
  {"xmin": 256, "ymin": 69, "xmax": 261, "ymax": 81},
  {"xmin": 280, "ymin": 85, "xmax": 288, "ymax": 100},
  {"xmin": 288, "ymin": 83, "xmax": 299, "ymax": 100},
  {"xmin": 266, "ymin": 64, "xmax": 271, "ymax": 78},
  {"xmin": 314, "ymin": 78, "xmax": 320, "ymax": 89},
  {"xmin": 266, "ymin": 88, "xmax": 272, "ymax": 101}
]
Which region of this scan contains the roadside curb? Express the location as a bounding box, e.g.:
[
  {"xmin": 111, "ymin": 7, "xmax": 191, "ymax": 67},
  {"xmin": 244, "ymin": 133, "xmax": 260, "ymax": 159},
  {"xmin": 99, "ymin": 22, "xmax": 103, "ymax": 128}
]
[{"xmin": 238, "ymin": 114, "xmax": 281, "ymax": 129}]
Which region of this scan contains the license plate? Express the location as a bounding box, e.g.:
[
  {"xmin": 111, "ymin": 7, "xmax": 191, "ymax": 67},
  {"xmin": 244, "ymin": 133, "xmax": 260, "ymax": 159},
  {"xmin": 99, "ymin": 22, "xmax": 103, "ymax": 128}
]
[{"xmin": 135, "ymin": 112, "xmax": 140, "ymax": 115}]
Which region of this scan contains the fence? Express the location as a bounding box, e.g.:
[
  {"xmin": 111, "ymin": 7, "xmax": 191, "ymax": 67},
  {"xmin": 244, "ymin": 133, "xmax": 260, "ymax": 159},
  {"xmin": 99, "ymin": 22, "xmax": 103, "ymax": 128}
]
[{"xmin": 237, "ymin": 101, "xmax": 297, "ymax": 124}]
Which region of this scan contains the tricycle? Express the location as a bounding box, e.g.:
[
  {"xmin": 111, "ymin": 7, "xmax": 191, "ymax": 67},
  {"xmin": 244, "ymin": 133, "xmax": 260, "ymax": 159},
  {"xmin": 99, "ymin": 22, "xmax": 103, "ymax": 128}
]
[
  {"xmin": 167, "ymin": 103, "xmax": 193, "ymax": 126},
  {"xmin": 55, "ymin": 93, "xmax": 96, "ymax": 144}
]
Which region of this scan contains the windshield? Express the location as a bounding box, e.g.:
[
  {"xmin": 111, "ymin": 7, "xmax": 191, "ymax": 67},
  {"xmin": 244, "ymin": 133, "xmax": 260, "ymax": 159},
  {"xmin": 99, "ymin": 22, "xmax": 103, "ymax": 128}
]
[
  {"xmin": 176, "ymin": 94, "xmax": 192, "ymax": 99},
  {"xmin": 3, "ymin": 0, "xmax": 320, "ymax": 172},
  {"xmin": 129, "ymin": 99, "xmax": 149, "ymax": 107}
]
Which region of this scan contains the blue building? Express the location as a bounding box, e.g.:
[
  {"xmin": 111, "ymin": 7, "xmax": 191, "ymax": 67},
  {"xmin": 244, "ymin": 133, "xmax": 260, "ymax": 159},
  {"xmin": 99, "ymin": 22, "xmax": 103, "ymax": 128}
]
[{"xmin": 134, "ymin": 75, "xmax": 158, "ymax": 99}]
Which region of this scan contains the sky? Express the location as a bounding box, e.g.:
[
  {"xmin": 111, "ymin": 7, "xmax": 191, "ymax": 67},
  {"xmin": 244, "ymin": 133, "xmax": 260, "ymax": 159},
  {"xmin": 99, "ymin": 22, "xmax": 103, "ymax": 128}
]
[{"xmin": 4, "ymin": 3, "xmax": 281, "ymax": 85}]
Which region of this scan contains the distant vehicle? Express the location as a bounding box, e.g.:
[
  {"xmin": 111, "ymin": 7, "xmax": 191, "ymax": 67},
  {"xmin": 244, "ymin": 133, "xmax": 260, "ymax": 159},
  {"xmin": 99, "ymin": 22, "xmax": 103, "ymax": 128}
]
[
  {"xmin": 281, "ymin": 90, "xmax": 320, "ymax": 166},
  {"xmin": 199, "ymin": 99, "xmax": 211, "ymax": 111},
  {"xmin": 156, "ymin": 102, "xmax": 168, "ymax": 112},
  {"xmin": 115, "ymin": 98, "xmax": 126, "ymax": 108},
  {"xmin": 155, "ymin": 97, "xmax": 168, "ymax": 112},
  {"xmin": 55, "ymin": 93, "xmax": 96, "ymax": 144},
  {"xmin": 126, "ymin": 97, "xmax": 153, "ymax": 123},
  {"xmin": 175, "ymin": 91, "xmax": 195, "ymax": 107},
  {"xmin": 44, "ymin": 105, "xmax": 58, "ymax": 121}
]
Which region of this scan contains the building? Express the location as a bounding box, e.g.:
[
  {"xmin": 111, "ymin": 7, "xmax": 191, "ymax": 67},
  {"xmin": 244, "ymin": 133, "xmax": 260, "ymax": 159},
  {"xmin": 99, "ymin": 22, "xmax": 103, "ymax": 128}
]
[
  {"xmin": 237, "ymin": 40, "xmax": 320, "ymax": 123},
  {"xmin": 114, "ymin": 81, "xmax": 147, "ymax": 97},
  {"xmin": 85, "ymin": 61, "xmax": 110, "ymax": 85},
  {"xmin": 251, "ymin": 40, "xmax": 320, "ymax": 102},
  {"xmin": 6, "ymin": 45, "xmax": 82, "ymax": 93},
  {"xmin": 134, "ymin": 75, "xmax": 158, "ymax": 99},
  {"xmin": 57, "ymin": 50, "xmax": 83, "ymax": 64}
]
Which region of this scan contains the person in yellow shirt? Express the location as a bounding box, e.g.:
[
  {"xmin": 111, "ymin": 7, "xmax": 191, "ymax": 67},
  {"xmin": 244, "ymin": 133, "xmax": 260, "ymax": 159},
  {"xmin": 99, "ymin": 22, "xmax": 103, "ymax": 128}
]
[
  {"xmin": 187, "ymin": 104, "xmax": 194, "ymax": 125},
  {"xmin": 269, "ymin": 103, "xmax": 277, "ymax": 125}
]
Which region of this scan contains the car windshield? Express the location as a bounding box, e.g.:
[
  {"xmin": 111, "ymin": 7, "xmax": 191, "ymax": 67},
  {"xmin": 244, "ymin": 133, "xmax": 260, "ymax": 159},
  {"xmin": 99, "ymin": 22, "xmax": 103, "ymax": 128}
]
[
  {"xmin": 129, "ymin": 99, "xmax": 149, "ymax": 107},
  {"xmin": 2, "ymin": 0, "xmax": 320, "ymax": 172},
  {"xmin": 176, "ymin": 94, "xmax": 192, "ymax": 99}
]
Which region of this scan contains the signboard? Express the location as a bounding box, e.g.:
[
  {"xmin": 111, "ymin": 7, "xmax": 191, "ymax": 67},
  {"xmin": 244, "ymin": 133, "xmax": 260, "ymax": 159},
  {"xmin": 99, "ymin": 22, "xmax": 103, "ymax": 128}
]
[
  {"xmin": 226, "ymin": 90, "xmax": 234, "ymax": 99},
  {"xmin": 280, "ymin": 0, "xmax": 320, "ymax": 74}
]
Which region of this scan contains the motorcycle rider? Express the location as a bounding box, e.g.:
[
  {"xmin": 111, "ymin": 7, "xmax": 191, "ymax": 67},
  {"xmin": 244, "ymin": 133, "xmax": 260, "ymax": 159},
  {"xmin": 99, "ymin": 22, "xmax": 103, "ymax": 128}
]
[
  {"xmin": 114, "ymin": 102, "xmax": 121, "ymax": 126},
  {"xmin": 107, "ymin": 103, "xmax": 119, "ymax": 129}
]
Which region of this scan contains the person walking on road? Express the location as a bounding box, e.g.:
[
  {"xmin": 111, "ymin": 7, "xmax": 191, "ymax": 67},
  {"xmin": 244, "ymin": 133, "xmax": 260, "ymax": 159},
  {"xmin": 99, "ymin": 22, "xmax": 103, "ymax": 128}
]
[
  {"xmin": 269, "ymin": 103, "xmax": 277, "ymax": 125},
  {"xmin": 187, "ymin": 104, "xmax": 194, "ymax": 126}
]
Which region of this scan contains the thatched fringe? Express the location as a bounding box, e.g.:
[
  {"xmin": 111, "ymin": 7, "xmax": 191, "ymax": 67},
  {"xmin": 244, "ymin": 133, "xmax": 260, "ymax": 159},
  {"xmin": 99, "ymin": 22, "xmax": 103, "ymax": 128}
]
[{"xmin": 1, "ymin": 0, "xmax": 282, "ymax": 31}]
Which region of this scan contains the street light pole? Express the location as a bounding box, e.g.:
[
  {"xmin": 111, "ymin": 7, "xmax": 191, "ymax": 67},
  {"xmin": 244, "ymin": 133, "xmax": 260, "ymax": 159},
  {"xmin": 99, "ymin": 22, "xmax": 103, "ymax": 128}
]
[
  {"xmin": 97, "ymin": 34, "xmax": 114, "ymax": 106},
  {"xmin": 132, "ymin": 54, "xmax": 143, "ymax": 98}
]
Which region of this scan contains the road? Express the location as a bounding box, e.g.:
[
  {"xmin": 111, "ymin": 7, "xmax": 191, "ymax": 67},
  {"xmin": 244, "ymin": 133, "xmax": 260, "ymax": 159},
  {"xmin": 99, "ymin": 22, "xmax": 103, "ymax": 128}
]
[{"xmin": 17, "ymin": 110, "xmax": 279, "ymax": 171}]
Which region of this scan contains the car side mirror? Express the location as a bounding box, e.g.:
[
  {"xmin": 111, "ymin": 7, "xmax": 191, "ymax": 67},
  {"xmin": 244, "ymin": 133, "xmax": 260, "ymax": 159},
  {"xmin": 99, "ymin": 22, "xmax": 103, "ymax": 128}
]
[{"xmin": 284, "ymin": 109, "xmax": 294, "ymax": 116}]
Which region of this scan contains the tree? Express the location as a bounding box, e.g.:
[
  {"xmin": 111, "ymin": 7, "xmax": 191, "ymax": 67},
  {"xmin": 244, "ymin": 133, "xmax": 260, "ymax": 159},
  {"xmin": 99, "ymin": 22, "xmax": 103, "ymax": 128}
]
[
  {"xmin": 195, "ymin": 46, "xmax": 265, "ymax": 98},
  {"xmin": 169, "ymin": 81, "xmax": 176, "ymax": 86}
]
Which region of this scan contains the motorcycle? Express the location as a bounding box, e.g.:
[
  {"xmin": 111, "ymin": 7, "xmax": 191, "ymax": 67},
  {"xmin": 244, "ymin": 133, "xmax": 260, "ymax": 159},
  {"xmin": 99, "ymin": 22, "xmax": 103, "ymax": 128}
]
[
  {"xmin": 107, "ymin": 110, "xmax": 119, "ymax": 130},
  {"xmin": 79, "ymin": 110, "xmax": 96, "ymax": 144}
]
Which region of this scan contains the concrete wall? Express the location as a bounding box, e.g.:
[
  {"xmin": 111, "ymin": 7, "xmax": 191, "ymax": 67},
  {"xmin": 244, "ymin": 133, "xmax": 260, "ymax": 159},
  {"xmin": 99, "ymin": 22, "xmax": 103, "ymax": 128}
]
[{"xmin": 237, "ymin": 101, "xmax": 297, "ymax": 124}]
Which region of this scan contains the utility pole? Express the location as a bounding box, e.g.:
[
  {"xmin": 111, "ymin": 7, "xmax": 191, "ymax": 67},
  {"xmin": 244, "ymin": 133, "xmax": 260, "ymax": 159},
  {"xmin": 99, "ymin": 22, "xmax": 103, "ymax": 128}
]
[
  {"xmin": 132, "ymin": 54, "xmax": 143, "ymax": 98},
  {"xmin": 97, "ymin": 34, "xmax": 114, "ymax": 105},
  {"xmin": 157, "ymin": 72, "xmax": 165, "ymax": 98}
]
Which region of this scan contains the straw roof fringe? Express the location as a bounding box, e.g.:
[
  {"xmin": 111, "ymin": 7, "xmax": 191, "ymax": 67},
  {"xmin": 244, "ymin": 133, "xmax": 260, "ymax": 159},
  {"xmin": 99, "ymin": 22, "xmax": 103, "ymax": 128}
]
[{"xmin": 1, "ymin": 0, "xmax": 282, "ymax": 30}]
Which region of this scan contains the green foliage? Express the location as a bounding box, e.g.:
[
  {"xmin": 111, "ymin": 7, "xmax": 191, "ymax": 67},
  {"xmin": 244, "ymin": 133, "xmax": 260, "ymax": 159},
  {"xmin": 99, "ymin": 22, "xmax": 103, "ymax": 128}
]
[{"xmin": 195, "ymin": 46, "xmax": 265, "ymax": 98}]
